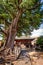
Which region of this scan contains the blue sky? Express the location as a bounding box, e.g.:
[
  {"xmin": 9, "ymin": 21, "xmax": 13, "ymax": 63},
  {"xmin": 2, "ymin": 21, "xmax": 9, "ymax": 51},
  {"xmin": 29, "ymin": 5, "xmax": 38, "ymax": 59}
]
[{"xmin": 41, "ymin": 0, "xmax": 43, "ymax": 2}]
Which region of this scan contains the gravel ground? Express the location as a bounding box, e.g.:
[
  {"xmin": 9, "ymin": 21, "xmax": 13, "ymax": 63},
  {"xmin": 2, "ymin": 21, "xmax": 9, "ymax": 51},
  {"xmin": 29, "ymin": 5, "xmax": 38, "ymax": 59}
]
[
  {"xmin": 1, "ymin": 51, "xmax": 43, "ymax": 65},
  {"xmin": 12, "ymin": 51, "xmax": 43, "ymax": 65}
]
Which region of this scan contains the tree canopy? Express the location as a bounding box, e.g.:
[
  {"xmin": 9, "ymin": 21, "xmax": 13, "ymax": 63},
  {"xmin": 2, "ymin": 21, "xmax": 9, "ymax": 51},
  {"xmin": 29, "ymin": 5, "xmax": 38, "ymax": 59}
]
[{"xmin": 0, "ymin": 0, "xmax": 43, "ymax": 37}]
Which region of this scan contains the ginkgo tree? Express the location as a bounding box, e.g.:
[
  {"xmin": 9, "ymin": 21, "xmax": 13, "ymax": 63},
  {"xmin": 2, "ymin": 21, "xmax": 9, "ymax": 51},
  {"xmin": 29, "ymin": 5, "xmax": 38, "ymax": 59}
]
[{"xmin": 0, "ymin": 0, "xmax": 43, "ymax": 61}]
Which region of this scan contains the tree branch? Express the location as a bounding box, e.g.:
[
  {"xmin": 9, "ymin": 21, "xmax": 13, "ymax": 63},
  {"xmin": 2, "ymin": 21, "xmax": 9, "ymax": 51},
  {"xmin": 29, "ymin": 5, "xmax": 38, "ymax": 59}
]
[
  {"xmin": 18, "ymin": 0, "xmax": 22, "ymax": 4},
  {"xmin": 0, "ymin": 28, "xmax": 7, "ymax": 36}
]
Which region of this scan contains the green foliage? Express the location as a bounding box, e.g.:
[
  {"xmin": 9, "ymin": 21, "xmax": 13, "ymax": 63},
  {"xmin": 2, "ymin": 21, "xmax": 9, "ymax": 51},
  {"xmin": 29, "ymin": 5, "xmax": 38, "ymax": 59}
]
[
  {"xmin": 36, "ymin": 36, "xmax": 43, "ymax": 50},
  {"xmin": 20, "ymin": 0, "xmax": 35, "ymax": 8},
  {"xmin": 0, "ymin": 0, "xmax": 43, "ymax": 37},
  {"xmin": 36, "ymin": 36, "xmax": 43, "ymax": 45}
]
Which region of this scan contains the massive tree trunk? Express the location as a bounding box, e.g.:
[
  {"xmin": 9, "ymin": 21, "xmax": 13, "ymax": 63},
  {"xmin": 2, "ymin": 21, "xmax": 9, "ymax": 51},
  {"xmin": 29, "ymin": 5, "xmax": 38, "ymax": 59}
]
[
  {"xmin": 0, "ymin": 10, "xmax": 22, "ymax": 54},
  {"xmin": 0, "ymin": 10, "xmax": 22, "ymax": 64},
  {"xmin": 6, "ymin": 10, "xmax": 22, "ymax": 49}
]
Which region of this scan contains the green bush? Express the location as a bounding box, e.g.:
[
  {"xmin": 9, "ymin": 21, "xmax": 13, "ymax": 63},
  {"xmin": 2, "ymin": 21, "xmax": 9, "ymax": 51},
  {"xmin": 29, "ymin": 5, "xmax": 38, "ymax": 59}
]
[
  {"xmin": 36, "ymin": 36, "xmax": 43, "ymax": 45},
  {"xmin": 35, "ymin": 36, "xmax": 43, "ymax": 51}
]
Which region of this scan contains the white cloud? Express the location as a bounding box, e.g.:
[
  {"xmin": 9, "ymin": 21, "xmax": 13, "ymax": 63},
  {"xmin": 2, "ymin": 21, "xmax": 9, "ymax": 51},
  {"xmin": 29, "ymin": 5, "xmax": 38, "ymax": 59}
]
[
  {"xmin": 31, "ymin": 29, "xmax": 43, "ymax": 38},
  {"xmin": 31, "ymin": 23, "xmax": 43, "ymax": 38}
]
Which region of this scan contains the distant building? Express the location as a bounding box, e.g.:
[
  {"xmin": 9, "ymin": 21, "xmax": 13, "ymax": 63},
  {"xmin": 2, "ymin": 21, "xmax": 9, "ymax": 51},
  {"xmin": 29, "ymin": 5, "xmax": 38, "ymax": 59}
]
[{"xmin": 15, "ymin": 35, "xmax": 34, "ymax": 44}]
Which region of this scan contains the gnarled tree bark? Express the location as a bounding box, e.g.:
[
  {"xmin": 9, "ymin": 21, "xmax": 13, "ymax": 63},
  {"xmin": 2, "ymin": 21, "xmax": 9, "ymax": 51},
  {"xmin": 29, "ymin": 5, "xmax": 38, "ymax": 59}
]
[{"xmin": 6, "ymin": 10, "xmax": 22, "ymax": 49}]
